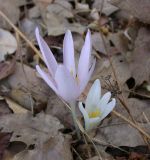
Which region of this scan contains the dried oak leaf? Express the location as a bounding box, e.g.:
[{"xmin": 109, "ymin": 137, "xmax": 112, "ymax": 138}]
[
  {"xmin": 0, "ymin": 112, "xmax": 63, "ymax": 146},
  {"xmin": 5, "ymin": 62, "xmax": 50, "ymax": 110},
  {"xmin": 93, "ymin": 0, "xmax": 118, "ymax": 16},
  {"xmin": 13, "ymin": 136, "xmax": 73, "ymax": 160},
  {"xmin": 95, "ymin": 54, "xmax": 131, "ymax": 87},
  {"xmin": 0, "ymin": 113, "xmax": 73, "ymax": 160},
  {"xmin": 0, "ymin": 0, "xmax": 20, "ymax": 29},
  {"xmin": 129, "ymin": 27, "xmax": 150, "ymax": 85},
  {"xmin": 0, "ymin": 29, "xmax": 17, "ymax": 61},
  {"xmin": 110, "ymin": 0, "xmax": 150, "ymax": 24},
  {"xmin": 0, "ymin": 59, "xmax": 16, "ymax": 81}
]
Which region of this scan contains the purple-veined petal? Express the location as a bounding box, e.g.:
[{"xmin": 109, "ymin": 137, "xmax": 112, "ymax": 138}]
[
  {"xmin": 36, "ymin": 65, "xmax": 57, "ymax": 93},
  {"xmin": 63, "ymin": 30, "xmax": 76, "ymax": 77},
  {"xmin": 85, "ymin": 79, "xmax": 101, "ymax": 113},
  {"xmin": 98, "ymin": 98, "xmax": 116, "ymax": 122},
  {"xmin": 55, "ymin": 65, "xmax": 79, "ymax": 102},
  {"xmin": 79, "ymin": 58, "xmax": 96, "ymax": 94},
  {"xmin": 79, "ymin": 102, "xmax": 90, "ymax": 131},
  {"xmin": 78, "ymin": 29, "xmax": 92, "ymax": 84},
  {"xmin": 35, "ymin": 28, "xmax": 57, "ymax": 76}
]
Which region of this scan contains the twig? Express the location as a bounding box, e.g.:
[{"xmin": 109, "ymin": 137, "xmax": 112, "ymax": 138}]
[
  {"xmin": 112, "ymin": 110, "xmax": 150, "ymax": 139},
  {"xmin": 72, "ymin": 147, "xmax": 83, "ymax": 160}
]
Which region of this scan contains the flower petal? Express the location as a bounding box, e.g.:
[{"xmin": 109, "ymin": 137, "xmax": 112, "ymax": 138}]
[
  {"xmin": 63, "ymin": 30, "xmax": 76, "ymax": 77},
  {"xmin": 99, "ymin": 98, "xmax": 116, "ymax": 122},
  {"xmin": 78, "ymin": 29, "xmax": 91, "ymax": 83},
  {"xmin": 79, "ymin": 102, "xmax": 90, "ymax": 131},
  {"xmin": 98, "ymin": 92, "xmax": 111, "ymax": 112},
  {"xmin": 79, "ymin": 58, "xmax": 96, "ymax": 94},
  {"xmin": 36, "ymin": 65, "xmax": 57, "ymax": 93},
  {"xmin": 55, "ymin": 65, "xmax": 79, "ymax": 102},
  {"xmin": 85, "ymin": 79, "xmax": 101, "ymax": 113},
  {"xmin": 88, "ymin": 117, "xmax": 101, "ymax": 131},
  {"xmin": 35, "ymin": 28, "xmax": 57, "ymax": 76}
]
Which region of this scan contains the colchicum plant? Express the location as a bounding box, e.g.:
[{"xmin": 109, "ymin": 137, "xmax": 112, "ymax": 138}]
[
  {"xmin": 35, "ymin": 28, "xmax": 96, "ymax": 103},
  {"xmin": 35, "ymin": 28, "xmax": 96, "ymax": 136},
  {"xmin": 79, "ymin": 79, "xmax": 116, "ymax": 131}
]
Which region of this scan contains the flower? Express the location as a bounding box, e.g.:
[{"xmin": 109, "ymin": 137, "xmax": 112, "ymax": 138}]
[
  {"xmin": 79, "ymin": 79, "xmax": 116, "ymax": 131},
  {"xmin": 35, "ymin": 28, "xmax": 96, "ymax": 103}
]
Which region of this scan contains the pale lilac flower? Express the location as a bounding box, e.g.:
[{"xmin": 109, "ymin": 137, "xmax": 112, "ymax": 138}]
[
  {"xmin": 79, "ymin": 79, "xmax": 116, "ymax": 131},
  {"xmin": 35, "ymin": 28, "xmax": 96, "ymax": 103}
]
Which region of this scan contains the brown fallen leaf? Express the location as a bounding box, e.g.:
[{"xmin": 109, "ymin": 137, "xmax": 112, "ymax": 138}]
[
  {"xmin": 91, "ymin": 32, "xmax": 110, "ymax": 55},
  {"xmin": 0, "ymin": 28, "xmax": 17, "ymax": 61},
  {"xmin": 0, "ymin": 112, "xmax": 63, "ymax": 146},
  {"xmin": 0, "ymin": 0, "xmax": 20, "ymax": 29},
  {"xmin": 46, "ymin": 93, "xmax": 73, "ymax": 128},
  {"xmin": 93, "ymin": 0, "xmax": 118, "ymax": 16},
  {"xmin": 47, "ymin": 0, "xmax": 73, "ymax": 19},
  {"xmin": 110, "ymin": 0, "xmax": 150, "ymax": 24},
  {"xmin": 5, "ymin": 62, "xmax": 50, "ymax": 110},
  {"xmin": 0, "ymin": 59, "xmax": 16, "ymax": 81},
  {"xmin": 0, "ymin": 98, "xmax": 12, "ymax": 115},
  {"xmin": 108, "ymin": 31, "xmax": 129, "ymax": 55},
  {"xmin": 13, "ymin": 136, "xmax": 73, "ymax": 160},
  {"xmin": 94, "ymin": 54, "xmax": 131, "ymax": 88},
  {"xmin": 129, "ymin": 27, "xmax": 150, "ymax": 85},
  {"xmin": 0, "ymin": 112, "xmax": 73, "ymax": 160},
  {"xmin": 5, "ymin": 97, "xmax": 28, "ymax": 114}
]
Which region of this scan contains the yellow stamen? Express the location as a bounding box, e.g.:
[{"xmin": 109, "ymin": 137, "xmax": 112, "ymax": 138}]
[{"xmin": 88, "ymin": 108, "xmax": 101, "ymax": 118}]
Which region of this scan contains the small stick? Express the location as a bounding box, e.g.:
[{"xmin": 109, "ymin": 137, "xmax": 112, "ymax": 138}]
[{"xmin": 112, "ymin": 110, "xmax": 150, "ymax": 140}]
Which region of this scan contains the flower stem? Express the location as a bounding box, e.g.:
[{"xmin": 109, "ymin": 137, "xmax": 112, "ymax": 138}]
[{"xmin": 69, "ymin": 101, "xmax": 81, "ymax": 139}]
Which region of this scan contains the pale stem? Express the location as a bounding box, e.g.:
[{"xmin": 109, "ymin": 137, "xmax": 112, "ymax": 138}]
[{"xmin": 69, "ymin": 101, "xmax": 81, "ymax": 139}]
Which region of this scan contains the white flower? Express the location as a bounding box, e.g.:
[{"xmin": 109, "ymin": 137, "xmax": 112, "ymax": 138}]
[{"xmin": 79, "ymin": 79, "xmax": 116, "ymax": 131}]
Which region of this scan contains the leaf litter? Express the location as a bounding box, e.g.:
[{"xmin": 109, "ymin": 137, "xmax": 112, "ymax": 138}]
[{"xmin": 0, "ymin": 0, "xmax": 150, "ymax": 159}]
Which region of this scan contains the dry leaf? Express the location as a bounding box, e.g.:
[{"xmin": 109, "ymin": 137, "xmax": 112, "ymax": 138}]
[
  {"xmin": 91, "ymin": 32, "xmax": 110, "ymax": 55},
  {"xmin": 93, "ymin": 0, "xmax": 118, "ymax": 16},
  {"xmin": 46, "ymin": 93, "xmax": 73, "ymax": 128},
  {"xmin": 96, "ymin": 123, "xmax": 148, "ymax": 147},
  {"xmin": 0, "ymin": 29, "xmax": 17, "ymax": 61},
  {"xmin": 0, "ymin": 112, "xmax": 63, "ymax": 146},
  {"xmin": 0, "ymin": 59, "xmax": 16, "ymax": 80},
  {"xmin": 20, "ymin": 18, "xmax": 37, "ymax": 40},
  {"xmin": 5, "ymin": 97, "xmax": 28, "ymax": 114},
  {"xmin": 129, "ymin": 27, "xmax": 150, "ymax": 85},
  {"xmin": 38, "ymin": 0, "xmax": 85, "ymax": 36},
  {"xmin": 0, "ymin": 0, "xmax": 20, "ymax": 29},
  {"xmin": 110, "ymin": 0, "xmax": 150, "ymax": 24},
  {"xmin": 0, "ymin": 112, "xmax": 73, "ymax": 160},
  {"xmin": 47, "ymin": 1, "xmax": 73, "ymax": 19},
  {"xmin": 46, "ymin": 13, "xmax": 85, "ymax": 36},
  {"xmin": 0, "ymin": 98, "xmax": 12, "ymax": 115},
  {"xmin": 5, "ymin": 62, "xmax": 50, "ymax": 110},
  {"xmin": 13, "ymin": 135, "xmax": 73, "ymax": 160},
  {"xmin": 94, "ymin": 54, "xmax": 131, "ymax": 87},
  {"xmin": 108, "ymin": 31, "xmax": 129, "ymax": 55}
]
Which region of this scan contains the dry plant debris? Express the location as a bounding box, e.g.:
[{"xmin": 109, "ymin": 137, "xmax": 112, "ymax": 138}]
[{"xmin": 0, "ymin": 0, "xmax": 150, "ymax": 159}]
